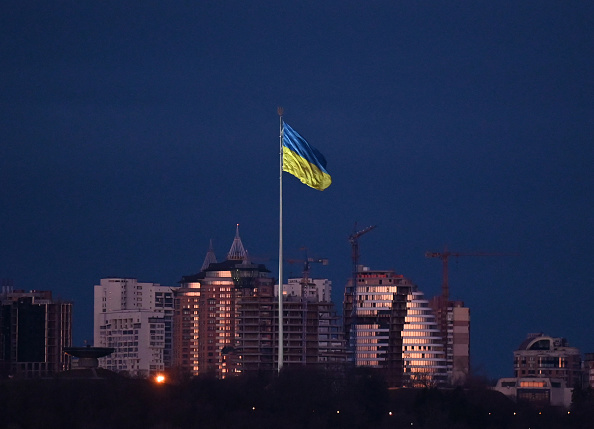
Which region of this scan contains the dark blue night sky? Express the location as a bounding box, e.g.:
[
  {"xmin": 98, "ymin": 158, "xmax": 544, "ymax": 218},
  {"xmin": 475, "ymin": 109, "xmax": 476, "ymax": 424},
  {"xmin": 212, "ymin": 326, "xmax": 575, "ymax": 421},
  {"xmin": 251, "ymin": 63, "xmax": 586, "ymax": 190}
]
[{"xmin": 1, "ymin": 1, "xmax": 593, "ymax": 379}]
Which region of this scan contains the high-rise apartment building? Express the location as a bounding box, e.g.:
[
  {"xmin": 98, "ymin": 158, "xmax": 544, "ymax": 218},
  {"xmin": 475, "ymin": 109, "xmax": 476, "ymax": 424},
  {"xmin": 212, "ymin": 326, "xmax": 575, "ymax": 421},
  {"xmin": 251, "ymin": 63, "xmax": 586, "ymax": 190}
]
[
  {"xmin": 173, "ymin": 226, "xmax": 345, "ymax": 378},
  {"xmin": 402, "ymin": 290, "xmax": 448, "ymax": 386},
  {"xmin": 343, "ymin": 266, "xmax": 447, "ymax": 387},
  {"xmin": 237, "ymin": 291, "xmax": 345, "ymax": 371},
  {"xmin": 429, "ymin": 296, "xmax": 470, "ymax": 385},
  {"xmin": 0, "ymin": 288, "xmax": 72, "ymax": 378},
  {"xmin": 94, "ymin": 278, "xmax": 177, "ymax": 376},
  {"xmin": 242, "ymin": 275, "xmax": 346, "ymax": 371},
  {"xmin": 173, "ymin": 227, "xmax": 275, "ymax": 378}
]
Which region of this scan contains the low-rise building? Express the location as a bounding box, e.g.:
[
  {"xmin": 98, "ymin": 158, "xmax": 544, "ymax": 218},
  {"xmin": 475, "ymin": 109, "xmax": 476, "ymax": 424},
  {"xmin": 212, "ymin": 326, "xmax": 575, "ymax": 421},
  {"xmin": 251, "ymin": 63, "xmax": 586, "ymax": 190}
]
[
  {"xmin": 513, "ymin": 333, "xmax": 582, "ymax": 388},
  {"xmin": 493, "ymin": 333, "xmax": 584, "ymax": 408},
  {"xmin": 493, "ymin": 377, "xmax": 572, "ymax": 408}
]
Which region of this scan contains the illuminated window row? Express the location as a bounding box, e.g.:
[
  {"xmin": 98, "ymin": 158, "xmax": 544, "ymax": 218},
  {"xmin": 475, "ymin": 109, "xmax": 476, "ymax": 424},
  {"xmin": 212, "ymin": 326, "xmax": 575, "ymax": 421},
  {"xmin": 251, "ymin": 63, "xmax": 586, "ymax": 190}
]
[{"xmin": 356, "ymin": 286, "xmax": 398, "ymax": 293}]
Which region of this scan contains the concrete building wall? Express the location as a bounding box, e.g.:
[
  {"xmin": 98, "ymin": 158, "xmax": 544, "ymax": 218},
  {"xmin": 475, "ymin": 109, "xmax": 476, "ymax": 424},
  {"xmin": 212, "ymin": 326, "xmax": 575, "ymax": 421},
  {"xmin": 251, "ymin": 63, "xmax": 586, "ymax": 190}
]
[
  {"xmin": 493, "ymin": 377, "xmax": 573, "ymax": 408},
  {"xmin": 96, "ymin": 310, "xmax": 166, "ymax": 375},
  {"xmin": 451, "ymin": 306, "xmax": 470, "ymax": 385},
  {"xmin": 94, "ymin": 278, "xmax": 177, "ymax": 376},
  {"xmin": 278, "ymin": 278, "xmax": 332, "ymax": 303}
]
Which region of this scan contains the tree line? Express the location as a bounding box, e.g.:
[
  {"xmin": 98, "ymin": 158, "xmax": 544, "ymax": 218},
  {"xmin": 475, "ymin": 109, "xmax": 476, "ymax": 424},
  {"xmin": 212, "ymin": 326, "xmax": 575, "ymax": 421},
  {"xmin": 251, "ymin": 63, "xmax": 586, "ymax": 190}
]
[{"xmin": 0, "ymin": 367, "xmax": 593, "ymax": 428}]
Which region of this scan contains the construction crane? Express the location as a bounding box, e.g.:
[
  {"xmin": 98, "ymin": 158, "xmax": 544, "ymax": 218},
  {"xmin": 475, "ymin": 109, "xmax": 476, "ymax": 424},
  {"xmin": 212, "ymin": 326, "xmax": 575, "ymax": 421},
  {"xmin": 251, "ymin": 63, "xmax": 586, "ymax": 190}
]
[
  {"xmin": 426, "ymin": 246, "xmax": 516, "ymax": 379},
  {"xmin": 287, "ymin": 247, "xmax": 328, "ymax": 299},
  {"xmin": 425, "ymin": 246, "xmax": 514, "ymax": 301},
  {"xmin": 346, "ymin": 223, "xmax": 377, "ymax": 359},
  {"xmin": 349, "ymin": 223, "xmax": 377, "ymax": 274}
]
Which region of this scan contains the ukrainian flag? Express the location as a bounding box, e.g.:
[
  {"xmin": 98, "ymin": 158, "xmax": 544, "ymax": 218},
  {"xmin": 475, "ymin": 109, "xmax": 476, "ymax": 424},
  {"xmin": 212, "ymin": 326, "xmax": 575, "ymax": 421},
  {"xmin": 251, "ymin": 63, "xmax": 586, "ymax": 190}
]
[{"xmin": 282, "ymin": 122, "xmax": 332, "ymax": 191}]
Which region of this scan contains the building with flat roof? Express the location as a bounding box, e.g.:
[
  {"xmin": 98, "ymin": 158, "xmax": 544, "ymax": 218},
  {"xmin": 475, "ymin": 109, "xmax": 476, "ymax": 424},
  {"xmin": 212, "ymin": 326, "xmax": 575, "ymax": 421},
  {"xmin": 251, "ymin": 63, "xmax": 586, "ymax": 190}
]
[
  {"xmin": 237, "ymin": 293, "xmax": 345, "ymax": 372},
  {"xmin": 94, "ymin": 278, "xmax": 177, "ymax": 376},
  {"xmin": 429, "ymin": 297, "xmax": 470, "ymax": 386},
  {"xmin": 0, "ymin": 288, "xmax": 72, "ymax": 378},
  {"xmin": 278, "ymin": 278, "xmax": 332, "ymax": 303},
  {"xmin": 493, "ymin": 377, "xmax": 573, "ymax": 408}
]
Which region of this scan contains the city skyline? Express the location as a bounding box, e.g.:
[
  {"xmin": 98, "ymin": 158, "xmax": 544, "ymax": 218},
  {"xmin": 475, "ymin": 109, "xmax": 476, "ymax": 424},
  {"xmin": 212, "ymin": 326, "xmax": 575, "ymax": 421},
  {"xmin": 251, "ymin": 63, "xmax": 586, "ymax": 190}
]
[
  {"xmin": 2, "ymin": 2, "xmax": 593, "ymax": 380},
  {"xmin": 3, "ymin": 227, "xmax": 589, "ymax": 382}
]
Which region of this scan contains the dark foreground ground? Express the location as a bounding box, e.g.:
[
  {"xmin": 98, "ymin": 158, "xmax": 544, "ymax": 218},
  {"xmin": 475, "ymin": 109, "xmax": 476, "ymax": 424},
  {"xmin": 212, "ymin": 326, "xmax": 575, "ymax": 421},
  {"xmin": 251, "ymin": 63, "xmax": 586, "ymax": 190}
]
[{"xmin": 0, "ymin": 368, "xmax": 593, "ymax": 429}]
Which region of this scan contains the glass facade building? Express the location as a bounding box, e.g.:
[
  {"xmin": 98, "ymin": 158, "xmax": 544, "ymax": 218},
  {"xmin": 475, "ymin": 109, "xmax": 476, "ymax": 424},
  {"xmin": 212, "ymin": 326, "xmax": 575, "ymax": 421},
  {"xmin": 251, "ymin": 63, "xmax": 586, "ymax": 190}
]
[{"xmin": 344, "ymin": 266, "xmax": 447, "ymax": 387}]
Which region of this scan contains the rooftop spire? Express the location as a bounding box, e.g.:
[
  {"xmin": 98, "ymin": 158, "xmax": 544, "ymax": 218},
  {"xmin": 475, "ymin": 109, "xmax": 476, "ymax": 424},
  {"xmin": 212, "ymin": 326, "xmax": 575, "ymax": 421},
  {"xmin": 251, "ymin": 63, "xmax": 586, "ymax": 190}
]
[
  {"xmin": 201, "ymin": 239, "xmax": 218, "ymax": 271},
  {"xmin": 227, "ymin": 224, "xmax": 247, "ymax": 261}
]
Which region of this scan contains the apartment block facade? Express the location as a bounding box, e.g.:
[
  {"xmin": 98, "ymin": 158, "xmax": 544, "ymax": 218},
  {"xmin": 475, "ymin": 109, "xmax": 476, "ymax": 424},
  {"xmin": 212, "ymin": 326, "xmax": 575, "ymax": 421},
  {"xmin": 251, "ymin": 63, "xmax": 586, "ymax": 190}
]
[
  {"xmin": 173, "ymin": 227, "xmax": 345, "ymax": 378},
  {"xmin": 0, "ymin": 288, "xmax": 72, "ymax": 378},
  {"xmin": 429, "ymin": 296, "xmax": 471, "ymax": 385},
  {"xmin": 239, "ymin": 285, "xmax": 345, "ymax": 373},
  {"xmin": 173, "ymin": 227, "xmax": 275, "ymax": 378},
  {"xmin": 94, "ymin": 278, "xmax": 177, "ymax": 376}
]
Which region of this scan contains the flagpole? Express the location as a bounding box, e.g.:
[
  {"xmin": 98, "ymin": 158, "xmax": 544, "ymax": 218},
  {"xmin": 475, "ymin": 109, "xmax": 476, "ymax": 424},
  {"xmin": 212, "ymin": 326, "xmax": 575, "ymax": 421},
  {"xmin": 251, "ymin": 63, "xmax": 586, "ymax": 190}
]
[{"xmin": 277, "ymin": 106, "xmax": 284, "ymax": 373}]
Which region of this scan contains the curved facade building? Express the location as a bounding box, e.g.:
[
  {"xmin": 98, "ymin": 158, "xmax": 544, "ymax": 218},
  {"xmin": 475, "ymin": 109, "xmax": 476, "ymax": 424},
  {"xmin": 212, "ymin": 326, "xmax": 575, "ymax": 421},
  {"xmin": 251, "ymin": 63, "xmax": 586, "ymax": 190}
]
[
  {"xmin": 343, "ymin": 266, "xmax": 447, "ymax": 387},
  {"xmin": 402, "ymin": 290, "xmax": 447, "ymax": 386}
]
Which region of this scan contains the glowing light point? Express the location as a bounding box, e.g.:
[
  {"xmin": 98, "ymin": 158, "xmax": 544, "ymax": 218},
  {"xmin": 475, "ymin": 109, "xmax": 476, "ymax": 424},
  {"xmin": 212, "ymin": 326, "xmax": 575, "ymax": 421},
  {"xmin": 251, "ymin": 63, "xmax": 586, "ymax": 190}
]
[{"xmin": 154, "ymin": 374, "xmax": 166, "ymax": 384}]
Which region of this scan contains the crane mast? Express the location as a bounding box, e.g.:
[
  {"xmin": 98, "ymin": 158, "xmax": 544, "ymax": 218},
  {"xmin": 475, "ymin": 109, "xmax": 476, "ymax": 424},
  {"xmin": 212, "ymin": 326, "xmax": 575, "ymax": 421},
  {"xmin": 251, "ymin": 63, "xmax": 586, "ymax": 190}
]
[
  {"xmin": 425, "ymin": 247, "xmax": 513, "ymax": 301},
  {"xmin": 349, "ymin": 224, "xmax": 377, "ymax": 274},
  {"xmin": 346, "ymin": 223, "xmax": 377, "ymax": 364},
  {"xmin": 425, "ymin": 246, "xmax": 515, "ymax": 384},
  {"xmin": 287, "ymin": 248, "xmax": 328, "ymax": 299}
]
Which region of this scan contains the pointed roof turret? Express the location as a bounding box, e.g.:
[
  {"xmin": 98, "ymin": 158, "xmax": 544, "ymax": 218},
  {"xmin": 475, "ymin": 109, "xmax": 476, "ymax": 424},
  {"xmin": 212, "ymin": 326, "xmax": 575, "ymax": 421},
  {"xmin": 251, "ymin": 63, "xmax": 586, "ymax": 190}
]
[
  {"xmin": 201, "ymin": 239, "xmax": 218, "ymax": 271},
  {"xmin": 227, "ymin": 224, "xmax": 247, "ymax": 261}
]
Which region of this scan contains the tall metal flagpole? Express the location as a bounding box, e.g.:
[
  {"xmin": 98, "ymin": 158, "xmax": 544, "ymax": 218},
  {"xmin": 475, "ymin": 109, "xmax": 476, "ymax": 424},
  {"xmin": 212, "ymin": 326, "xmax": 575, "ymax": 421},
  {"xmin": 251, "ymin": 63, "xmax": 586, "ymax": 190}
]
[{"xmin": 277, "ymin": 106, "xmax": 284, "ymax": 373}]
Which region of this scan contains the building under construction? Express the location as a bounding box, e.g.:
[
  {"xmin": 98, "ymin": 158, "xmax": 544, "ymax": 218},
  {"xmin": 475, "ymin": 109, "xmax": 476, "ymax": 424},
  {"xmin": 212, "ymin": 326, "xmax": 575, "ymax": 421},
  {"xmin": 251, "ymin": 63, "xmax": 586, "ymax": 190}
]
[
  {"xmin": 173, "ymin": 226, "xmax": 345, "ymax": 378},
  {"xmin": 343, "ymin": 266, "xmax": 447, "ymax": 387}
]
